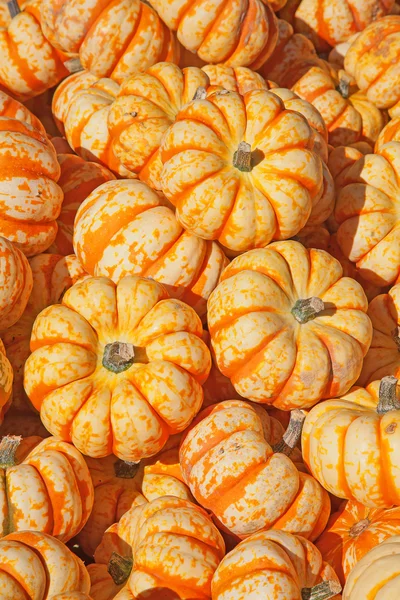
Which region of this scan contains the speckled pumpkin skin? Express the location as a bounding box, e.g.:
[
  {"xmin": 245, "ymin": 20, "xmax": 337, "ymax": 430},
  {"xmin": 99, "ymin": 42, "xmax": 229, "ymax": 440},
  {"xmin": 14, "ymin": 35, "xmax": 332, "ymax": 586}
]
[
  {"xmin": 0, "ymin": 436, "xmax": 94, "ymax": 542},
  {"xmin": 0, "ymin": 89, "xmax": 45, "ymax": 133},
  {"xmin": 24, "ymin": 275, "xmax": 211, "ymax": 461},
  {"xmin": 0, "ymin": 530, "xmax": 91, "ymax": 598},
  {"xmin": 212, "ymin": 530, "xmax": 341, "ymax": 599},
  {"xmin": 180, "ymin": 400, "xmax": 330, "ymax": 540},
  {"xmin": 302, "ymin": 379, "xmax": 400, "ymax": 508},
  {"xmin": 160, "ymin": 90, "xmax": 323, "ymax": 253},
  {"xmin": 0, "ymin": 236, "xmax": 32, "ymax": 331},
  {"xmin": 208, "ymin": 241, "xmax": 372, "ymax": 409}
]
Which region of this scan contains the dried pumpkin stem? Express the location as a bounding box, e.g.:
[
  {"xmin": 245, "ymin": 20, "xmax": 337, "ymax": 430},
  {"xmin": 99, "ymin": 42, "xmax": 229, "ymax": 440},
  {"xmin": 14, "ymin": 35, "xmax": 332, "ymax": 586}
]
[
  {"xmin": 349, "ymin": 518, "xmax": 370, "ymax": 538},
  {"xmin": 64, "ymin": 57, "xmax": 84, "ymax": 74},
  {"xmin": 301, "ymin": 580, "xmax": 342, "ymax": 600},
  {"xmin": 0, "ymin": 435, "xmax": 22, "ymax": 469},
  {"xmin": 7, "ymin": 0, "xmax": 20, "ymax": 17},
  {"xmin": 193, "ymin": 86, "xmax": 207, "ymax": 100},
  {"xmin": 376, "ymin": 376, "xmax": 400, "ymax": 415},
  {"xmin": 114, "ymin": 459, "xmax": 141, "ymax": 479},
  {"xmin": 108, "ymin": 552, "xmax": 133, "ymax": 585},
  {"xmin": 233, "ymin": 141, "xmax": 252, "ymax": 172},
  {"xmin": 103, "ymin": 342, "xmax": 136, "ymax": 374},
  {"xmin": 272, "ymin": 409, "xmax": 306, "ymax": 456},
  {"xmin": 291, "ymin": 297, "xmax": 325, "ymax": 324},
  {"xmin": 336, "ymin": 72, "xmax": 352, "ymax": 99}
]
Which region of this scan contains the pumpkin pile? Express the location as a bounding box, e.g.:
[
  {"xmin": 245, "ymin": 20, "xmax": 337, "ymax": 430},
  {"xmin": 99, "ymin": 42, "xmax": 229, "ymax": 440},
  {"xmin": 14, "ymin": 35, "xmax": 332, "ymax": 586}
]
[{"xmin": 1, "ymin": 1, "xmax": 400, "ymax": 598}]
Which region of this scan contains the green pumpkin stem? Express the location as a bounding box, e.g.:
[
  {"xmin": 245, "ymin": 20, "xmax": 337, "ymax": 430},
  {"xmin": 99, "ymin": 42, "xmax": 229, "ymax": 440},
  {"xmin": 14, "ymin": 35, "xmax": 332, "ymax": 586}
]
[
  {"xmin": 291, "ymin": 297, "xmax": 325, "ymax": 324},
  {"xmin": 376, "ymin": 376, "xmax": 400, "ymax": 415},
  {"xmin": 233, "ymin": 142, "xmax": 252, "ymax": 172},
  {"xmin": 301, "ymin": 580, "xmax": 342, "ymax": 600},
  {"xmin": 102, "ymin": 342, "xmax": 136, "ymax": 374},
  {"xmin": 272, "ymin": 409, "xmax": 306, "ymax": 456},
  {"xmin": 114, "ymin": 459, "xmax": 141, "ymax": 479},
  {"xmin": 0, "ymin": 435, "xmax": 22, "ymax": 469},
  {"xmin": 108, "ymin": 552, "xmax": 133, "ymax": 585},
  {"xmin": 7, "ymin": 0, "xmax": 20, "ymax": 17}
]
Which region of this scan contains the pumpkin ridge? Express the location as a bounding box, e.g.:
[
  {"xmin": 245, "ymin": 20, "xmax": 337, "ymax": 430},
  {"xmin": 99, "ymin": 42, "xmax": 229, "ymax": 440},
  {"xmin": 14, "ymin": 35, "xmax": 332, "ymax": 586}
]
[
  {"xmin": 214, "ymin": 562, "xmax": 300, "ymax": 597},
  {"xmin": 195, "ymin": 0, "xmax": 235, "ymax": 60}
]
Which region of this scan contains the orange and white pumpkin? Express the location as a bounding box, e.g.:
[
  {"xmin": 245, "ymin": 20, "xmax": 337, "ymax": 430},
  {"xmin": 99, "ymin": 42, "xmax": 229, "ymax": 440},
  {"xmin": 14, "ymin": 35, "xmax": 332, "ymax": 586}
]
[
  {"xmin": 0, "ymin": 88, "xmax": 45, "ymax": 132},
  {"xmin": 52, "ymin": 70, "xmax": 98, "ymax": 136},
  {"xmin": 208, "ymin": 241, "xmax": 372, "ymax": 409},
  {"xmin": 24, "ymin": 275, "xmax": 211, "ymax": 461},
  {"xmin": 73, "ymin": 179, "xmax": 228, "ymax": 321},
  {"xmin": 0, "ymin": 235, "xmax": 32, "ymax": 331},
  {"xmin": 0, "ymin": 339, "xmax": 12, "ymax": 425}
]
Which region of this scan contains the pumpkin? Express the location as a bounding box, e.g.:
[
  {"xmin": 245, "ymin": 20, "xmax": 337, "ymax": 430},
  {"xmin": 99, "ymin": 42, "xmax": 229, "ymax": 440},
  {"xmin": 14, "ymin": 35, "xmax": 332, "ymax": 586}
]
[
  {"xmin": 24, "ymin": 275, "xmax": 211, "ymax": 461},
  {"xmin": 0, "ymin": 89, "xmax": 45, "ymax": 133},
  {"xmin": 50, "ymin": 154, "xmax": 115, "ymax": 256},
  {"xmin": 0, "ymin": 117, "xmax": 64, "ymax": 256},
  {"xmin": 375, "ymin": 115, "xmax": 400, "ymax": 153},
  {"xmin": 0, "ymin": 235, "xmax": 32, "ymax": 330},
  {"xmin": 1, "ymin": 253, "xmax": 87, "ymax": 412},
  {"xmin": 345, "ymin": 16, "xmax": 400, "ymax": 110},
  {"xmin": 302, "ymin": 376, "xmax": 400, "ymax": 508},
  {"xmin": 0, "ymin": 410, "xmax": 50, "ymax": 438},
  {"xmin": 358, "ymin": 283, "xmax": 400, "ymax": 385},
  {"xmin": 73, "ymin": 179, "xmax": 228, "ymax": 321},
  {"xmin": 316, "ymin": 500, "xmax": 400, "ymax": 586},
  {"xmin": 0, "ymin": 0, "xmax": 70, "ymax": 102},
  {"xmin": 0, "ymin": 435, "xmax": 94, "ymax": 541},
  {"xmin": 179, "ymin": 399, "xmax": 330, "ymax": 540},
  {"xmin": 0, "ymin": 339, "xmax": 12, "ymax": 424},
  {"xmin": 149, "ymin": 0, "xmax": 278, "ymax": 69},
  {"xmin": 40, "ymin": 0, "xmax": 179, "ymax": 84},
  {"xmin": 328, "ymin": 34, "xmax": 361, "ymax": 69},
  {"xmin": 160, "ymin": 89, "xmax": 323, "ymax": 253},
  {"xmin": 279, "ymin": 0, "xmax": 395, "ymax": 53},
  {"xmin": 347, "ymin": 90, "xmax": 387, "ymax": 145},
  {"xmin": 105, "ymin": 496, "xmax": 225, "ymax": 599},
  {"xmin": 212, "ymin": 530, "xmax": 341, "ymax": 600},
  {"xmin": 334, "ymin": 141, "xmax": 400, "ymax": 287},
  {"xmin": 52, "ymin": 70, "xmax": 98, "ymax": 135},
  {"xmin": 343, "ymin": 536, "xmax": 400, "ymax": 599},
  {"xmin": 0, "ymin": 530, "xmax": 91, "ymax": 598},
  {"xmin": 107, "ymin": 62, "xmax": 209, "ymax": 189},
  {"xmin": 208, "ymin": 240, "xmax": 372, "ymax": 409}
]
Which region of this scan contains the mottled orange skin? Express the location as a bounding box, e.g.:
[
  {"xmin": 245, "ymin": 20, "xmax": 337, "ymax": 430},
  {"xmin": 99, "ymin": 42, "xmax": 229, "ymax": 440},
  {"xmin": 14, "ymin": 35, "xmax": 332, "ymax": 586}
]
[
  {"xmin": 50, "ymin": 154, "xmax": 115, "ymax": 256},
  {"xmin": 1, "ymin": 253, "xmax": 87, "ymax": 412},
  {"xmin": 73, "ymin": 179, "xmax": 228, "ymax": 321},
  {"xmin": 160, "ymin": 90, "xmax": 324, "ymax": 253},
  {"xmin": 40, "ymin": 0, "xmax": 179, "ymax": 83},
  {"xmin": 180, "ymin": 400, "xmax": 330, "ymax": 540},
  {"xmin": 0, "ymin": 0, "xmax": 69, "ymax": 102},
  {"xmin": 280, "ymin": 0, "xmax": 394, "ymax": 52},
  {"xmin": 0, "ymin": 117, "xmax": 64, "ymax": 256},
  {"xmin": 208, "ymin": 241, "xmax": 372, "ymax": 409},
  {"xmin": 334, "ymin": 141, "xmax": 400, "ymax": 287},
  {"xmin": 0, "ymin": 89, "xmax": 45, "ymax": 133},
  {"xmin": 24, "ymin": 275, "xmax": 211, "ymax": 461},
  {"xmin": 358, "ymin": 283, "xmax": 400, "ymax": 385},
  {"xmin": 0, "ymin": 236, "xmax": 32, "ymax": 332},
  {"xmin": 0, "ymin": 436, "xmax": 94, "ymax": 542},
  {"xmin": 0, "ymin": 530, "xmax": 91, "ymax": 598},
  {"xmin": 345, "ymin": 16, "xmax": 400, "ymax": 110},
  {"xmin": 150, "ymin": 0, "xmax": 278, "ymax": 69},
  {"xmin": 212, "ymin": 530, "xmax": 341, "ymax": 599},
  {"xmin": 52, "ymin": 70, "xmax": 98, "ymax": 136},
  {"xmin": 316, "ymin": 500, "xmax": 400, "ymax": 586},
  {"xmin": 302, "ymin": 379, "xmax": 400, "ymax": 508}
]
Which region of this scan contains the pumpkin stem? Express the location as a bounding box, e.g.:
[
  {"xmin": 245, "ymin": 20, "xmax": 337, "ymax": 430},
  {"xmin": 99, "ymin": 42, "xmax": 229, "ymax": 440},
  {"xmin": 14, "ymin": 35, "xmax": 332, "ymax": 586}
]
[
  {"xmin": 64, "ymin": 57, "xmax": 84, "ymax": 74},
  {"xmin": 291, "ymin": 297, "xmax": 325, "ymax": 324},
  {"xmin": 193, "ymin": 86, "xmax": 207, "ymax": 100},
  {"xmin": 394, "ymin": 325, "xmax": 400, "ymax": 351},
  {"xmin": 108, "ymin": 552, "xmax": 133, "ymax": 585},
  {"xmin": 301, "ymin": 581, "xmax": 342, "ymax": 600},
  {"xmin": 233, "ymin": 142, "xmax": 252, "ymax": 172},
  {"xmin": 336, "ymin": 72, "xmax": 352, "ymax": 99},
  {"xmin": 0, "ymin": 435, "xmax": 22, "ymax": 469},
  {"xmin": 7, "ymin": 0, "xmax": 20, "ymax": 17},
  {"xmin": 114, "ymin": 459, "xmax": 140, "ymax": 479},
  {"xmin": 376, "ymin": 376, "xmax": 400, "ymax": 415},
  {"xmin": 349, "ymin": 518, "xmax": 370, "ymax": 538},
  {"xmin": 102, "ymin": 342, "xmax": 136, "ymax": 374},
  {"xmin": 272, "ymin": 409, "xmax": 306, "ymax": 456}
]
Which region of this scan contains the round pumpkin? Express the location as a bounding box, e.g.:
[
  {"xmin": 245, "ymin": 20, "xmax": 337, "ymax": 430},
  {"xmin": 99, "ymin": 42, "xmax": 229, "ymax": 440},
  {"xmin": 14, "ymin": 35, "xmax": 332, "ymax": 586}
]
[
  {"xmin": 73, "ymin": 179, "xmax": 228, "ymax": 321},
  {"xmin": 316, "ymin": 500, "xmax": 400, "ymax": 586},
  {"xmin": 0, "ymin": 235, "xmax": 32, "ymax": 330},
  {"xmin": 24, "ymin": 275, "xmax": 211, "ymax": 461},
  {"xmin": 149, "ymin": 0, "xmax": 278, "ymax": 69},
  {"xmin": 343, "ymin": 536, "xmax": 400, "ymax": 599},
  {"xmin": 0, "ymin": 117, "xmax": 63, "ymax": 256},
  {"xmin": 0, "ymin": 530, "xmax": 91, "ymax": 599},
  {"xmin": 348, "ymin": 90, "xmax": 387, "ymax": 146},
  {"xmin": 345, "ymin": 16, "xmax": 400, "ymax": 110},
  {"xmin": 1, "ymin": 253, "xmax": 87, "ymax": 412},
  {"xmin": 302, "ymin": 376, "xmax": 400, "ymax": 507},
  {"xmin": 0, "ymin": 89, "xmax": 45, "ymax": 133},
  {"xmin": 358, "ymin": 283, "xmax": 400, "ymax": 385},
  {"xmin": 180, "ymin": 400, "xmax": 330, "ymax": 540},
  {"xmin": 52, "ymin": 70, "xmax": 98, "ymax": 135},
  {"xmin": 0, "ymin": 435, "xmax": 94, "ymax": 541},
  {"xmin": 208, "ymin": 240, "xmax": 372, "ymax": 409},
  {"xmin": 202, "ymin": 64, "xmax": 278, "ymax": 96},
  {"xmin": 334, "ymin": 141, "xmax": 400, "ymax": 287},
  {"xmin": 212, "ymin": 530, "xmax": 342, "ymax": 600},
  {"xmin": 160, "ymin": 89, "xmax": 323, "ymax": 253},
  {"xmin": 40, "ymin": 0, "xmax": 179, "ymax": 84},
  {"xmin": 50, "ymin": 154, "xmax": 115, "ymax": 256}
]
